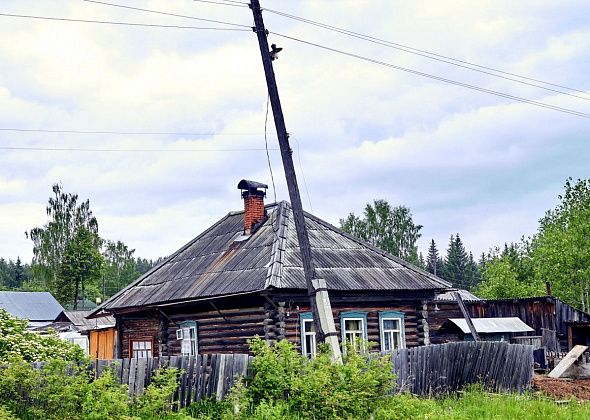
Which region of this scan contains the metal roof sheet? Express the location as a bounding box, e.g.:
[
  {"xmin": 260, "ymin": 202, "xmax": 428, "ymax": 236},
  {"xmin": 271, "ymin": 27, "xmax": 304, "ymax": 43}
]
[
  {"xmin": 435, "ymin": 289, "xmax": 481, "ymax": 302},
  {"xmin": 449, "ymin": 317, "xmax": 534, "ymax": 334},
  {"xmin": 0, "ymin": 291, "xmax": 64, "ymax": 321},
  {"xmin": 98, "ymin": 201, "xmax": 451, "ymax": 312}
]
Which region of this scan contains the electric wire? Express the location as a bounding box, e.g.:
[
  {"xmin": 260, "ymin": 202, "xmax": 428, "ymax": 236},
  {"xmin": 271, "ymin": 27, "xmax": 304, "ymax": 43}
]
[
  {"xmin": 292, "ymin": 135, "xmax": 313, "ymax": 213},
  {"xmin": 0, "ymin": 12, "xmax": 250, "ymax": 31},
  {"xmin": 0, "ymin": 128, "xmax": 274, "ymax": 136},
  {"xmin": 192, "ymin": 0, "xmax": 249, "ymax": 8},
  {"xmin": 264, "ymin": 95, "xmax": 277, "ymax": 204},
  {"xmin": 264, "ymin": 7, "xmax": 589, "ymax": 97},
  {"xmin": 83, "ymin": 0, "xmax": 251, "ymax": 28},
  {"xmin": 271, "ymin": 32, "xmax": 590, "ymax": 120},
  {"xmin": 0, "ymin": 146, "xmax": 279, "ymax": 152}
]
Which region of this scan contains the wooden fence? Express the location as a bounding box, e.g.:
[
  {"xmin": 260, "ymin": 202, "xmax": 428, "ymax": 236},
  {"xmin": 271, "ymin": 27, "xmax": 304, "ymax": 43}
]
[
  {"xmin": 90, "ymin": 354, "xmax": 251, "ymax": 407},
  {"xmin": 73, "ymin": 342, "xmax": 532, "ymax": 406},
  {"xmin": 390, "ymin": 341, "xmax": 534, "ymax": 395}
]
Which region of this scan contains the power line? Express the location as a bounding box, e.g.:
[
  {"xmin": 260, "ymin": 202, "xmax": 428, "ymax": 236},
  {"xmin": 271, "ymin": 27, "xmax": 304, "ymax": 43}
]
[
  {"xmin": 0, "ymin": 12, "xmax": 250, "ymax": 31},
  {"xmin": 0, "ymin": 146, "xmax": 279, "ymax": 152},
  {"xmin": 192, "ymin": 0, "xmax": 249, "ymax": 8},
  {"xmin": 83, "ymin": 0, "xmax": 251, "ymax": 28},
  {"xmin": 291, "ymin": 135, "xmax": 313, "ymax": 213},
  {"xmin": 272, "ymin": 32, "xmax": 590, "ymax": 120},
  {"xmin": 0, "ymin": 128, "xmax": 275, "ymax": 136},
  {"xmin": 264, "ymin": 7, "xmax": 590, "ymax": 97},
  {"xmin": 264, "ymin": 95, "xmax": 277, "ymax": 204}
]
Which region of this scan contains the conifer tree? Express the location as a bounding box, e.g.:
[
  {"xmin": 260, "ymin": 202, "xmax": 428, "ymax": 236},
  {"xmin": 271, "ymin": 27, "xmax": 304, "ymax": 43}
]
[
  {"xmin": 426, "ymin": 239, "xmax": 444, "ymax": 276},
  {"xmin": 443, "ymin": 234, "xmax": 469, "ymax": 288}
]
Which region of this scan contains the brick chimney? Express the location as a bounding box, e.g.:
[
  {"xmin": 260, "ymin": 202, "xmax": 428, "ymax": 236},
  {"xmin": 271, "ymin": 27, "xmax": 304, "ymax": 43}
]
[{"xmin": 237, "ymin": 179, "xmax": 268, "ymax": 235}]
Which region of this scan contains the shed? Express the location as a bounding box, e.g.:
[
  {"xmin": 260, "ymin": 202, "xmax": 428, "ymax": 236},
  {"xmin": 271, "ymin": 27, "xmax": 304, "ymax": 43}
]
[{"xmin": 444, "ymin": 317, "xmax": 534, "ymax": 342}]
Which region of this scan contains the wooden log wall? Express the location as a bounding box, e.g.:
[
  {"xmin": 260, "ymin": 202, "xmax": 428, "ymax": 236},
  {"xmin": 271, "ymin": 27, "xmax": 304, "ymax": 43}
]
[
  {"xmin": 426, "ymin": 301, "xmax": 463, "ymax": 344},
  {"xmin": 119, "ymin": 313, "xmax": 162, "ymax": 358},
  {"xmin": 390, "ymin": 341, "xmax": 534, "ymax": 395},
  {"xmin": 280, "ymin": 300, "xmax": 424, "ymax": 352},
  {"xmin": 164, "ymin": 306, "xmax": 267, "ymax": 355},
  {"xmin": 467, "ymin": 298, "xmax": 557, "ymax": 335}
]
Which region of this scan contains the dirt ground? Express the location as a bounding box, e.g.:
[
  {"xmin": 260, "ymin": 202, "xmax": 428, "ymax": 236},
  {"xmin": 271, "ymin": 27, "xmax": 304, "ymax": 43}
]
[{"xmin": 534, "ymin": 375, "xmax": 590, "ymax": 401}]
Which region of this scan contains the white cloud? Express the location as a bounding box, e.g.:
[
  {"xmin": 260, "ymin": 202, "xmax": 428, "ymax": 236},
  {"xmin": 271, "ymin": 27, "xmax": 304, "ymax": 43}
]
[{"xmin": 0, "ymin": 0, "xmax": 589, "ymax": 263}]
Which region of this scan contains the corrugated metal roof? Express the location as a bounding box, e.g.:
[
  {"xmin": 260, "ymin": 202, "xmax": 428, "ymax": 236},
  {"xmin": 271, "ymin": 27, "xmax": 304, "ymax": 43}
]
[
  {"xmin": 99, "ymin": 201, "xmax": 451, "ymax": 312},
  {"xmin": 435, "ymin": 289, "xmax": 481, "ymax": 302},
  {"xmin": 0, "ymin": 291, "xmax": 64, "ymax": 321},
  {"xmin": 449, "ymin": 317, "xmax": 534, "ymax": 334},
  {"xmin": 64, "ymin": 310, "xmax": 115, "ymax": 331}
]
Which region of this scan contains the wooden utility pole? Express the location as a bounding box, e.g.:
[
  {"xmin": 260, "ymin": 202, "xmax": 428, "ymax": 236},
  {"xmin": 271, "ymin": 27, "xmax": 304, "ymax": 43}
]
[{"xmin": 250, "ymin": 0, "xmax": 341, "ymax": 360}]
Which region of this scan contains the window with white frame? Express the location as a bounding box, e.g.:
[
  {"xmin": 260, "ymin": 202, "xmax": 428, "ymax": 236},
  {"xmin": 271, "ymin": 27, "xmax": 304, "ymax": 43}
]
[
  {"xmin": 340, "ymin": 312, "xmax": 367, "ymax": 352},
  {"xmin": 177, "ymin": 321, "xmax": 198, "ymax": 357},
  {"xmin": 379, "ymin": 311, "xmax": 405, "ymax": 353},
  {"xmin": 130, "ymin": 338, "xmax": 153, "ymax": 358},
  {"xmin": 299, "ymin": 313, "xmax": 316, "ymax": 358}
]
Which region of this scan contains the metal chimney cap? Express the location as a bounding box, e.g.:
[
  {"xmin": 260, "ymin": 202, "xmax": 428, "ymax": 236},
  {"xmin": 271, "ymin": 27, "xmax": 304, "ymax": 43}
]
[{"xmin": 237, "ymin": 179, "xmax": 268, "ymax": 191}]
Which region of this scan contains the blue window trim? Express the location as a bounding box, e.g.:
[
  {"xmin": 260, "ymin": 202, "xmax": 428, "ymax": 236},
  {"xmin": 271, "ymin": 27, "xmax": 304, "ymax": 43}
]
[
  {"xmin": 378, "ymin": 311, "xmax": 406, "ymax": 351},
  {"xmin": 179, "ymin": 320, "xmax": 197, "ymax": 328},
  {"xmin": 299, "ymin": 312, "xmax": 316, "ymax": 357},
  {"xmin": 340, "ymin": 311, "xmax": 368, "ymax": 346}
]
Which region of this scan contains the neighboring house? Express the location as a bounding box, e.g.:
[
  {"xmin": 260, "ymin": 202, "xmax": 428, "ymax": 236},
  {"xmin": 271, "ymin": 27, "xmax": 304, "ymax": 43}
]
[
  {"xmin": 427, "ymin": 292, "xmax": 590, "ymax": 351},
  {"xmin": 0, "ymin": 291, "xmax": 64, "ymax": 329},
  {"xmin": 59, "ymin": 310, "xmax": 117, "ymax": 359},
  {"xmin": 90, "ymin": 180, "xmax": 451, "ymax": 358}
]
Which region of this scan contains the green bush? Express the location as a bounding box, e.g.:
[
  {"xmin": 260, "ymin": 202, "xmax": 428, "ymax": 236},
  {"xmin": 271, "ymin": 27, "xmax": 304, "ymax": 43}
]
[
  {"xmin": 132, "ymin": 367, "xmax": 191, "ymax": 420},
  {"xmin": 212, "ymin": 338, "xmax": 395, "ymax": 419},
  {"xmin": 0, "ymin": 405, "xmax": 15, "ymax": 420},
  {"xmin": 0, "ymin": 309, "xmax": 85, "ymax": 363},
  {"xmin": 81, "ymin": 369, "xmax": 129, "ymax": 420}
]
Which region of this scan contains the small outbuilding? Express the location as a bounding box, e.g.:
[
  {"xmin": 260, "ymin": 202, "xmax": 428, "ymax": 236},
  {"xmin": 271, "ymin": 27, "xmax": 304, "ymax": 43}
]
[{"xmin": 442, "ymin": 317, "xmax": 534, "ymax": 342}]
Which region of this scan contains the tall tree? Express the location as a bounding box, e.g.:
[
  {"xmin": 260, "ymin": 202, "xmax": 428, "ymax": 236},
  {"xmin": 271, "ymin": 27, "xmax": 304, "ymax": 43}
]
[
  {"xmin": 26, "ymin": 184, "xmax": 99, "ymax": 302},
  {"xmin": 426, "ymin": 239, "xmax": 444, "ymax": 276},
  {"xmin": 442, "ymin": 234, "xmax": 469, "ymax": 288},
  {"xmin": 532, "ymin": 178, "xmax": 590, "ymax": 310},
  {"xmin": 103, "ymin": 240, "xmax": 140, "ymax": 298},
  {"xmin": 57, "ymin": 227, "xmax": 104, "ymax": 309},
  {"xmin": 340, "ymin": 199, "xmax": 422, "ymax": 264}
]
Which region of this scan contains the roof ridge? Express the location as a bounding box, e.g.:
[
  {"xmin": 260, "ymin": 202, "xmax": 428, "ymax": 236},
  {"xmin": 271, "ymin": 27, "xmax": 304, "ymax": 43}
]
[
  {"xmin": 301, "ymin": 210, "xmax": 451, "ymax": 289},
  {"xmin": 264, "ymin": 201, "xmax": 289, "ymax": 289}
]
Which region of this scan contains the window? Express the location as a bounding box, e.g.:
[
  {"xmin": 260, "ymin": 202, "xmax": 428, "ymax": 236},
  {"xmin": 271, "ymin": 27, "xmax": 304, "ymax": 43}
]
[
  {"xmin": 340, "ymin": 312, "xmax": 367, "ymax": 352},
  {"xmin": 178, "ymin": 321, "xmax": 198, "ymax": 357},
  {"xmin": 130, "ymin": 338, "xmax": 153, "ymax": 358},
  {"xmin": 379, "ymin": 311, "xmax": 405, "ymax": 353},
  {"xmin": 299, "ymin": 313, "xmax": 316, "ymax": 358}
]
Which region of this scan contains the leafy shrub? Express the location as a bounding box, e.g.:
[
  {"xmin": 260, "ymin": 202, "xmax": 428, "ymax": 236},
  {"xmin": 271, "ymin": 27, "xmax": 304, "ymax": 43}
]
[
  {"xmin": 224, "ymin": 337, "xmax": 395, "ymax": 419},
  {"xmin": 81, "ymin": 368, "xmax": 129, "ymax": 420},
  {"xmin": 0, "ymin": 405, "xmax": 15, "ymax": 420},
  {"xmin": 0, "ymin": 358, "xmax": 90, "ymax": 419},
  {"xmin": 132, "ymin": 367, "xmax": 191, "ymax": 419},
  {"xmin": 0, "ymin": 309, "xmax": 85, "ymax": 363}
]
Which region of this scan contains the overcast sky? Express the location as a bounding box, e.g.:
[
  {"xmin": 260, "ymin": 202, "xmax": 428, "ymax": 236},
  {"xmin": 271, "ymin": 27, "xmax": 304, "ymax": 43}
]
[{"xmin": 1, "ymin": 0, "xmax": 589, "ymax": 263}]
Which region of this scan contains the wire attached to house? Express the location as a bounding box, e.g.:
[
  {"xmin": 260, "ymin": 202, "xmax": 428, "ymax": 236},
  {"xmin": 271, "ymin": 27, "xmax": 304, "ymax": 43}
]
[
  {"xmin": 83, "ymin": 0, "xmax": 251, "ymax": 28},
  {"xmin": 0, "ymin": 12, "xmax": 250, "ymax": 31},
  {"xmin": 291, "ymin": 135, "xmax": 313, "ymax": 213},
  {"xmin": 271, "ymin": 32, "xmax": 590, "ymax": 120},
  {"xmin": 264, "ymin": 7, "xmax": 590, "ymax": 98},
  {"xmin": 264, "ymin": 95, "xmax": 277, "ymax": 204}
]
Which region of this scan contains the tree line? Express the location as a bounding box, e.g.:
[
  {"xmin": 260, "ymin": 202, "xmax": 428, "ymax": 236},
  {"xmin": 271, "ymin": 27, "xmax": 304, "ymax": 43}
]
[
  {"xmin": 0, "ymin": 184, "xmax": 162, "ymax": 309},
  {"xmin": 340, "ymin": 178, "xmax": 590, "ymax": 311},
  {"xmin": 340, "ymin": 200, "xmax": 482, "ymax": 291}
]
